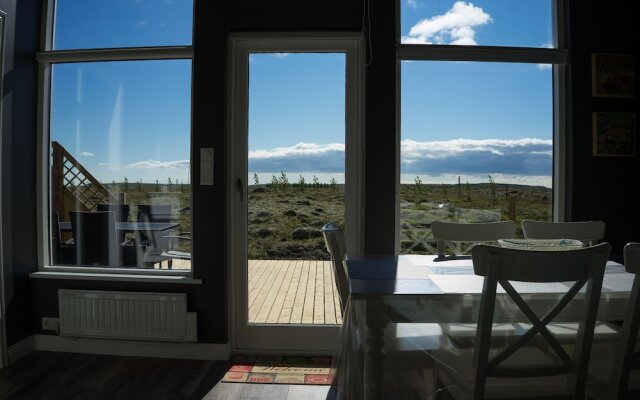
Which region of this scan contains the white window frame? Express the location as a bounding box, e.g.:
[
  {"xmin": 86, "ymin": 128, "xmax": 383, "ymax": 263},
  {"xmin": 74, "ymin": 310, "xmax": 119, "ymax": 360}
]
[
  {"xmin": 395, "ymin": 0, "xmax": 568, "ymax": 251},
  {"xmin": 35, "ymin": 0, "xmax": 195, "ymax": 276}
]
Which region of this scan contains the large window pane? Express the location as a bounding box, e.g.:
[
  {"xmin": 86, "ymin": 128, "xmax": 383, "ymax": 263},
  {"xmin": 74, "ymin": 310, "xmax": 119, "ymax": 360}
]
[
  {"xmin": 53, "ymin": 0, "xmax": 193, "ymax": 50},
  {"xmin": 400, "ymin": 61, "xmax": 553, "ymax": 254},
  {"xmin": 401, "ymin": 0, "xmax": 553, "ymax": 47},
  {"xmin": 49, "ymin": 60, "xmax": 192, "ymax": 269}
]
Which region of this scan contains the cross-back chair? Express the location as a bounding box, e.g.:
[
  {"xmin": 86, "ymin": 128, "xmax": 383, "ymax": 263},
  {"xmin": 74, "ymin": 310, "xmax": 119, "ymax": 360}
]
[
  {"xmin": 521, "ymin": 220, "xmax": 605, "ymax": 247},
  {"xmin": 431, "ymin": 220, "xmax": 516, "ymax": 259},
  {"xmin": 586, "ymin": 242, "xmax": 640, "ymax": 399},
  {"xmin": 433, "ymin": 242, "xmax": 611, "ymax": 399}
]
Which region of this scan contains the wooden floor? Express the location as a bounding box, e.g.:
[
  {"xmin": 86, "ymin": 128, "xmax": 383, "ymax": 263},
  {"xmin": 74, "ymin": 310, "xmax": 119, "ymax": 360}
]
[
  {"xmin": 248, "ymin": 260, "xmax": 342, "ymax": 326},
  {"xmin": 0, "ymin": 351, "xmax": 337, "ymax": 400},
  {"xmin": 160, "ymin": 258, "xmax": 342, "ymax": 326}
]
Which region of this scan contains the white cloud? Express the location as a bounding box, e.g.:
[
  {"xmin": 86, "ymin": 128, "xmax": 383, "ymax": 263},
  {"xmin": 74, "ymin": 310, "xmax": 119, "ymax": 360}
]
[
  {"xmin": 401, "ymin": 138, "xmax": 552, "ymax": 161},
  {"xmin": 407, "ymin": 0, "xmax": 418, "ymax": 9},
  {"xmin": 250, "ymin": 142, "xmax": 344, "ymax": 159},
  {"xmin": 79, "ymin": 151, "xmax": 94, "ymax": 157},
  {"xmin": 126, "ymin": 159, "xmax": 190, "ymax": 170},
  {"xmin": 536, "ymin": 63, "xmax": 552, "ymax": 71},
  {"xmin": 272, "ymin": 53, "xmax": 290, "ymax": 59},
  {"xmin": 247, "ymin": 139, "xmax": 552, "ymax": 177},
  {"xmin": 136, "ymin": 20, "xmax": 149, "ymax": 27},
  {"xmin": 403, "ymin": 1, "xmax": 492, "ymax": 45}
]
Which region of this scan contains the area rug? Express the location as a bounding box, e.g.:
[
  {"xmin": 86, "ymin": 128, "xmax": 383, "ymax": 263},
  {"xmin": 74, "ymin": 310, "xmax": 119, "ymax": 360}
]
[{"xmin": 221, "ymin": 355, "xmax": 334, "ymax": 385}]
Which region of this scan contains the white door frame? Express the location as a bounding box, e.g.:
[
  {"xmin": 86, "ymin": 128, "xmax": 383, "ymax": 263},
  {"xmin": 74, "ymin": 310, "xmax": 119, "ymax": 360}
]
[
  {"xmin": 227, "ymin": 33, "xmax": 364, "ymax": 353},
  {"xmin": 0, "ymin": 9, "xmax": 8, "ymax": 368}
]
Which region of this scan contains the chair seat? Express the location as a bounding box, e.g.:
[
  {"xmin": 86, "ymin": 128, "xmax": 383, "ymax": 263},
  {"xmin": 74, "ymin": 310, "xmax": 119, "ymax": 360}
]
[{"xmin": 161, "ymin": 250, "xmax": 191, "ymax": 260}]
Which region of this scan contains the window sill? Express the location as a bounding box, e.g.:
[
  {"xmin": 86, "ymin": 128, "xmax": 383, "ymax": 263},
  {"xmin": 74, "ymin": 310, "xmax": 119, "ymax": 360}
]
[{"xmin": 30, "ymin": 271, "xmax": 202, "ymax": 284}]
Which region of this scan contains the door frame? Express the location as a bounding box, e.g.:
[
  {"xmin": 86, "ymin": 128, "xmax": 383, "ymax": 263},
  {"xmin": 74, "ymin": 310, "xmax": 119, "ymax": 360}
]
[
  {"xmin": 227, "ymin": 32, "xmax": 364, "ymax": 353},
  {"xmin": 0, "ymin": 9, "xmax": 8, "ymax": 368}
]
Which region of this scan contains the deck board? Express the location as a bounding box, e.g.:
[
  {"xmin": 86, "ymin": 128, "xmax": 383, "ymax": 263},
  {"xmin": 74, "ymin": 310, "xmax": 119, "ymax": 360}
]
[{"xmin": 248, "ymin": 259, "xmax": 341, "ymax": 326}]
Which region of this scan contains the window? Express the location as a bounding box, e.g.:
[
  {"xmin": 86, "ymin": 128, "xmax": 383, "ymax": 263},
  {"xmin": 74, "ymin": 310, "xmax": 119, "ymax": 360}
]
[
  {"xmin": 38, "ymin": 0, "xmax": 194, "ymax": 272},
  {"xmin": 398, "ymin": 0, "xmax": 566, "ymax": 254}
]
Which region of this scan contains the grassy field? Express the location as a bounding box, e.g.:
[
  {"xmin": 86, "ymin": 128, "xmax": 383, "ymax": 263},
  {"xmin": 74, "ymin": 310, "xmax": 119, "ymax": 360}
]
[
  {"xmin": 247, "ymin": 180, "xmax": 552, "ymax": 259},
  {"xmin": 105, "ymin": 180, "xmax": 552, "ymax": 259}
]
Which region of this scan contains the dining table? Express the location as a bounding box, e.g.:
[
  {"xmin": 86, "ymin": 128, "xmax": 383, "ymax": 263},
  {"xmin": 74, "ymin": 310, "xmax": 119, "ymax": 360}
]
[{"xmin": 338, "ymin": 254, "xmax": 635, "ymax": 400}]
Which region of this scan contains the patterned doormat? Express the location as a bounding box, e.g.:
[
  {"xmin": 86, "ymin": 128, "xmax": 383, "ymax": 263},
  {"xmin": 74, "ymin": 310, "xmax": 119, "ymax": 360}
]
[{"xmin": 221, "ymin": 355, "xmax": 334, "ymax": 385}]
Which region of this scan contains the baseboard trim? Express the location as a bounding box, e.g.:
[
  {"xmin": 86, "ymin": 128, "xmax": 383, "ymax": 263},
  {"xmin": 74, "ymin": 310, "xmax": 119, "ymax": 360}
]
[
  {"xmin": 8, "ymin": 336, "xmax": 36, "ymax": 364},
  {"xmin": 34, "ymin": 334, "xmax": 231, "ymax": 360}
]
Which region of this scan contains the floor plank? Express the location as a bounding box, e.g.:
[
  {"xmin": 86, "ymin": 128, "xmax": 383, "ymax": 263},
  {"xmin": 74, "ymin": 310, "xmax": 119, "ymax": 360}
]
[{"xmin": 0, "ymin": 351, "xmax": 337, "ymax": 400}]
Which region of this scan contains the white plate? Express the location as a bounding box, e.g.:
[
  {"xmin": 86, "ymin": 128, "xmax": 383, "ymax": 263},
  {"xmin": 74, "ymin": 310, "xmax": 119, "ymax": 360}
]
[{"xmin": 498, "ymin": 238, "xmax": 583, "ymax": 251}]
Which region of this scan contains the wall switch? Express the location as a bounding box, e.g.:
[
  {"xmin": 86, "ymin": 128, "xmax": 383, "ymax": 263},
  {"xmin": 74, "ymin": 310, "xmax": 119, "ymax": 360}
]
[{"xmin": 42, "ymin": 317, "xmax": 59, "ymax": 331}]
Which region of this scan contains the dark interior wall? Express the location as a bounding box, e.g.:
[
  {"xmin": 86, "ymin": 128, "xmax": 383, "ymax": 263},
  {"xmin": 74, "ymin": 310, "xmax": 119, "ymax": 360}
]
[
  {"xmin": 24, "ymin": 0, "xmax": 367, "ymax": 346},
  {"xmin": 6, "ymin": 0, "xmax": 639, "ymax": 347},
  {"xmin": 0, "ymin": 0, "xmax": 40, "ymax": 347},
  {"xmin": 566, "ymin": 0, "xmax": 640, "ymax": 259}
]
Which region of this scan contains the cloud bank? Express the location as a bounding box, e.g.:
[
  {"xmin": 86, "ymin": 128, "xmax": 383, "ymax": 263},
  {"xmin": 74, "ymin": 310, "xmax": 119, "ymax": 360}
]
[
  {"xmin": 126, "ymin": 159, "xmax": 190, "ymax": 170},
  {"xmin": 403, "ymin": 1, "xmax": 492, "ymax": 45},
  {"xmin": 248, "ymin": 138, "xmax": 552, "ymax": 176}
]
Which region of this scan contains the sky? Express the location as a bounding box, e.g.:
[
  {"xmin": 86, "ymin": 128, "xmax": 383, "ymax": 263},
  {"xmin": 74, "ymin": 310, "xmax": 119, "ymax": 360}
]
[{"xmin": 50, "ymin": 0, "xmax": 555, "ymax": 187}]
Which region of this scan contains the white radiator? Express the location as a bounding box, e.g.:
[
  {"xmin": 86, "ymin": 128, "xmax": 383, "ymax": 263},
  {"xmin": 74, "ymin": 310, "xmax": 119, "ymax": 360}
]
[{"xmin": 58, "ymin": 289, "xmax": 197, "ymax": 342}]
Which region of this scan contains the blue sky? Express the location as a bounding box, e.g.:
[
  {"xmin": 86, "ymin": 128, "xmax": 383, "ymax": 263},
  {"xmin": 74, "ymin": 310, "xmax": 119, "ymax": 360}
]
[{"xmin": 51, "ymin": 0, "xmax": 555, "ymax": 187}]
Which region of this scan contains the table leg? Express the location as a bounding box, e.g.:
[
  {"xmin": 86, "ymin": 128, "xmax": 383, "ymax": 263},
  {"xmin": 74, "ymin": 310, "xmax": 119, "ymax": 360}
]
[{"xmin": 364, "ymin": 299, "xmax": 388, "ymax": 400}]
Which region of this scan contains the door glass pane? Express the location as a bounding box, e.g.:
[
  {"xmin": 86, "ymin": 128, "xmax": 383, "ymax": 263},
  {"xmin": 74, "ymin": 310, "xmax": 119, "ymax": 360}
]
[
  {"xmin": 49, "ymin": 60, "xmax": 192, "ymax": 270},
  {"xmin": 400, "ymin": 61, "xmax": 553, "ymax": 254},
  {"xmin": 401, "ymin": 0, "xmax": 554, "ymax": 47},
  {"xmin": 53, "ymin": 0, "xmax": 194, "ymax": 50},
  {"xmin": 247, "ymin": 53, "xmax": 345, "ymax": 325}
]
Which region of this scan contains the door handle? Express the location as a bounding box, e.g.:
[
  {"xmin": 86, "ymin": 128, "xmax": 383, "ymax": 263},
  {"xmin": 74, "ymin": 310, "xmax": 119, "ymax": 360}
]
[{"xmin": 236, "ymin": 178, "xmax": 244, "ymax": 201}]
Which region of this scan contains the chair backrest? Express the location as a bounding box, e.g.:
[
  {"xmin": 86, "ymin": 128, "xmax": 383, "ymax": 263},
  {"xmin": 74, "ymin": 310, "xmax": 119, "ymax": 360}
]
[
  {"xmin": 431, "ymin": 220, "xmax": 516, "ymax": 258},
  {"xmin": 70, "ymin": 211, "xmax": 120, "ymax": 266},
  {"xmin": 606, "ymin": 242, "xmax": 640, "ymax": 399},
  {"xmin": 322, "ymin": 221, "xmax": 349, "ymax": 311},
  {"xmin": 470, "ymin": 242, "xmax": 610, "ymax": 399},
  {"xmin": 97, "ymin": 204, "xmax": 130, "ymax": 222},
  {"xmin": 137, "ymin": 204, "xmax": 172, "ymax": 223},
  {"xmin": 521, "ymin": 220, "xmax": 605, "ymax": 246}
]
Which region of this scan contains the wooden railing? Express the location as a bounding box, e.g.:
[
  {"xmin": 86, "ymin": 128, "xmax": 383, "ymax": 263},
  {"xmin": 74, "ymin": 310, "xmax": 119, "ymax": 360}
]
[{"xmin": 51, "ymin": 141, "xmax": 119, "ymax": 220}]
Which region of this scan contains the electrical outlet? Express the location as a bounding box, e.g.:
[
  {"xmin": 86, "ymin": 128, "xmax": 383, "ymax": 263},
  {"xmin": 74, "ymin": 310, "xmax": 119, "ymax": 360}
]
[{"xmin": 42, "ymin": 317, "xmax": 59, "ymax": 331}]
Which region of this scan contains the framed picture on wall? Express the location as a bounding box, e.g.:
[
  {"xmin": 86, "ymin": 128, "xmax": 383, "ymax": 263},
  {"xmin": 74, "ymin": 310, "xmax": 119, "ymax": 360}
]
[
  {"xmin": 593, "ymin": 112, "xmax": 636, "ymax": 157},
  {"xmin": 592, "ymin": 53, "xmax": 635, "ymax": 98}
]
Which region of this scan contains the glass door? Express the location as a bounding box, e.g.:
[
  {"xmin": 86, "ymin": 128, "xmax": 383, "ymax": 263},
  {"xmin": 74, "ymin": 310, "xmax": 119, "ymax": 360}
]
[{"xmin": 228, "ymin": 34, "xmax": 363, "ymax": 352}]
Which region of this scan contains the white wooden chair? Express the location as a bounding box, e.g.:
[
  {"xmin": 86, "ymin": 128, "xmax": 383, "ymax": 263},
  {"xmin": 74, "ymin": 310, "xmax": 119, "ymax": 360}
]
[
  {"xmin": 431, "ymin": 220, "xmax": 516, "ymax": 259},
  {"xmin": 433, "ymin": 242, "xmax": 611, "ymax": 399},
  {"xmin": 586, "ymin": 242, "xmax": 640, "ymax": 399},
  {"xmin": 322, "ymin": 221, "xmax": 349, "ymax": 311},
  {"xmin": 521, "ymin": 220, "xmax": 605, "ymax": 247}
]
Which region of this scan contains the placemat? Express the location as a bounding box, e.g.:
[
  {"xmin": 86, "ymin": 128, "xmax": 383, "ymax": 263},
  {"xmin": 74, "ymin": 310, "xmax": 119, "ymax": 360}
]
[{"xmin": 221, "ymin": 355, "xmax": 333, "ymax": 385}]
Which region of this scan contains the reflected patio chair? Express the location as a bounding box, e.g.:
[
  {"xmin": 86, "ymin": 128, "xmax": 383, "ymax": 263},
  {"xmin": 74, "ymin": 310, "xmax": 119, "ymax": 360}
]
[
  {"xmin": 521, "ymin": 220, "xmax": 605, "ymax": 247},
  {"xmin": 138, "ymin": 204, "xmax": 189, "ymax": 269},
  {"xmin": 432, "ymin": 242, "xmax": 610, "ymax": 399},
  {"xmin": 51, "ymin": 212, "xmax": 75, "ymax": 264},
  {"xmin": 431, "ymin": 220, "xmax": 516, "ymax": 260},
  {"xmin": 97, "ymin": 203, "xmax": 130, "ymax": 244},
  {"xmin": 70, "ymin": 211, "xmax": 143, "ymax": 267}
]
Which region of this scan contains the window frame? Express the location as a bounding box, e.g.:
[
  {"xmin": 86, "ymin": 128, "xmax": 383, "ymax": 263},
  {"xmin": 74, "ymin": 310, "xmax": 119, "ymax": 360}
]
[
  {"xmin": 36, "ymin": 0, "xmax": 195, "ymax": 276},
  {"xmin": 395, "ymin": 0, "xmax": 568, "ymax": 252}
]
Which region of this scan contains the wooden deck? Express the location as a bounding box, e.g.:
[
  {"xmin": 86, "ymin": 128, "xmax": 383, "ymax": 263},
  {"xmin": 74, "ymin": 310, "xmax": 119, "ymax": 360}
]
[
  {"xmin": 248, "ymin": 259, "xmax": 342, "ymax": 326},
  {"xmin": 160, "ymin": 258, "xmax": 342, "ymax": 326}
]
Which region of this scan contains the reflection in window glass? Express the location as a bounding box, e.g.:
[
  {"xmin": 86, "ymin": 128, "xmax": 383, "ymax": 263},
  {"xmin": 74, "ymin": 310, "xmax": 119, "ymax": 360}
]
[
  {"xmin": 53, "ymin": 0, "xmax": 193, "ymax": 50},
  {"xmin": 400, "ymin": 61, "xmax": 553, "ymax": 254},
  {"xmin": 50, "ymin": 60, "xmax": 192, "ymax": 269},
  {"xmin": 400, "ymin": 0, "xmax": 553, "ymax": 48}
]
